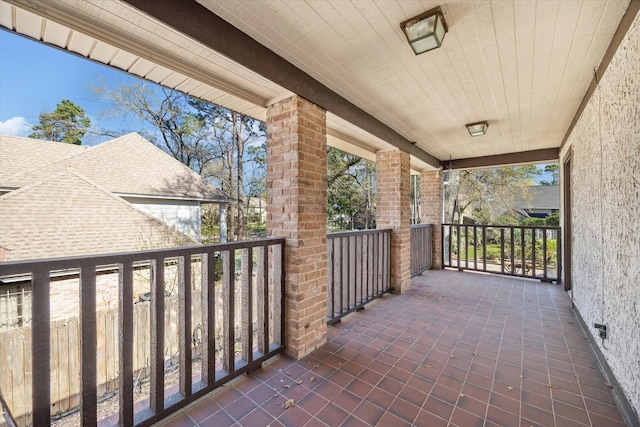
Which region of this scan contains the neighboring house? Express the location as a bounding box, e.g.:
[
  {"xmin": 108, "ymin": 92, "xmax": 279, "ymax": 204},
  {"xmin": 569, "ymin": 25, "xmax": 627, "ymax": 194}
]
[
  {"xmin": 0, "ymin": 133, "xmax": 232, "ymax": 326},
  {"xmin": 512, "ymin": 185, "xmax": 560, "ymax": 219},
  {"xmin": 455, "ymin": 184, "xmax": 560, "ymax": 224},
  {"xmin": 0, "ymin": 133, "xmax": 233, "ymax": 260}
]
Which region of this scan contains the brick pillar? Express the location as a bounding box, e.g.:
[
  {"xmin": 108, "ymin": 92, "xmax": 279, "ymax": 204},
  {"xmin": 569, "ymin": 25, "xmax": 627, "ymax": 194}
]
[
  {"xmin": 420, "ymin": 170, "xmax": 443, "ymax": 269},
  {"xmin": 376, "ymin": 150, "xmax": 411, "ymax": 294},
  {"xmin": 266, "ymin": 96, "xmax": 327, "ymax": 359}
]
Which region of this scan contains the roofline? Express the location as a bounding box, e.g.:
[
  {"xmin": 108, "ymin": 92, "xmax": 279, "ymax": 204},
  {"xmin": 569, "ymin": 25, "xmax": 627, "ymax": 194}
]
[
  {"xmin": 117, "ymin": 193, "xmax": 234, "ymax": 203},
  {"xmin": 122, "ymin": 0, "xmax": 441, "ymax": 169}
]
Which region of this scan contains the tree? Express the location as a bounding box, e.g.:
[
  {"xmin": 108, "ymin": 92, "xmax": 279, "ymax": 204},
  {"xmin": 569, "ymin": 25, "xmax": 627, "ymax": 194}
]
[
  {"xmin": 246, "ymin": 143, "xmax": 266, "ymax": 198},
  {"xmin": 94, "ymin": 81, "xmax": 266, "ymax": 241},
  {"xmin": 29, "ymin": 99, "xmax": 91, "ymax": 145},
  {"xmin": 444, "ymin": 165, "xmax": 540, "ymax": 224},
  {"xmin": 94, "ymin": 83, "xmax": 212, "ymax": 174},
  {"xmin": 539, "ymin": 163, "xmax": 559, "ymax": 185},
  {"xmin": 327, "ymin": 148, "xmax": 376, "ymax": 230},
  {"xmin": 190, "ymin": 101, "xmax": 264, "ymax": 239}
]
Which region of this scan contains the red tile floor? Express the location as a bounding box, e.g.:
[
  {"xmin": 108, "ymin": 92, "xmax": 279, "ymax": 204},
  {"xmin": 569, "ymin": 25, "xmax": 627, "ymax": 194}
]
[{"xmin": 160, "ymin": 270, "xmax": 628, "ymax": 426}]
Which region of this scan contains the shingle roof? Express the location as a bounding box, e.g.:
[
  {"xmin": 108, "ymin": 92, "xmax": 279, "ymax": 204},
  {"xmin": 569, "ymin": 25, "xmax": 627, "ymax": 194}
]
[
  {"xmin": 0, "ymin": 135, "xmax": 86, "ymax": 185},
  {"xmin": 526, "ymin": 185, "xmax": 560, "ymax": 210},
  {"xmin": 513, "ymin": 185, "xmax": 560, "ymax": 210},
  {"xmin": 0, "ymin": 170, "xmax": 197, "ymax": 261},
  {"xmin": 1, "ymin": 133, "xmax": 232, "ymax": 202}
]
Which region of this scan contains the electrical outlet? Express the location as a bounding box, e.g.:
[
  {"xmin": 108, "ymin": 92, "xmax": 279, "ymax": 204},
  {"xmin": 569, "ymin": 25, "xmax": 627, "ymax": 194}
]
[{"xmin": 594, "ymin": 323, "xmax": 607, "ymax": 340}]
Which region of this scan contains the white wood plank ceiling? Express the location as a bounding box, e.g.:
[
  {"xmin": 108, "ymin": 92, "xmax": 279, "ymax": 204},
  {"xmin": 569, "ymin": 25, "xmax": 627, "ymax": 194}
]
[
  {"xmin": 200, "ymin": 0, "xmax": 629, "ymax": 161},
  {"xmin": 0, "ymin": 0, "xmax": 631, "ymax": 171}
]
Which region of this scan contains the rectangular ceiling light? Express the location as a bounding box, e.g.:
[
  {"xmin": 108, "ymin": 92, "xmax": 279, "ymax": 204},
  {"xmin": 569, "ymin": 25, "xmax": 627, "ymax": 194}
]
[
  {"xmin": 466, "ymin": 121, "xmax": 489, "ymax": 137},
  {"xmin": 401, "ymin": 6, "xmax": 448, "ymax": 55}
]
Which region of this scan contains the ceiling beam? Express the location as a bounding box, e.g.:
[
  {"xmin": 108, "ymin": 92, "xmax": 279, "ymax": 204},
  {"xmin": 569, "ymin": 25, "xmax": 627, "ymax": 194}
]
[
  {"xmin": 122, "ymin": 0, "xmax": 441, "ymax": 168},
  {"xmin": 442, "ymin": 148, "xmax": 560, "ymax": 170}
]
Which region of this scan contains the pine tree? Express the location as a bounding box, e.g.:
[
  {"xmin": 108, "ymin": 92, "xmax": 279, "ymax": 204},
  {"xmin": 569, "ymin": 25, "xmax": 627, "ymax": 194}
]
[{"xmin": 29, "ymin": 99, "xmax": 91, "ymax": 145}]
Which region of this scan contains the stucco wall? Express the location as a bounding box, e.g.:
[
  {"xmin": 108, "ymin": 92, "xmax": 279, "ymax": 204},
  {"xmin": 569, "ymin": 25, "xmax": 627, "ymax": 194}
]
[
  {"xmin": 128, "ymin": 198, "xmax": 202, "ymax": 241},
  {"xmin": 560, "ymin": 13, "xmax": 640, "ymax": 416}
]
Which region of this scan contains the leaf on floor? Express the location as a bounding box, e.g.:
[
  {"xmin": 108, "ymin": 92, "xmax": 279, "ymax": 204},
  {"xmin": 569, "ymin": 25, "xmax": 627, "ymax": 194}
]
[
  {"xmin": 546, "ymin": 383, "xmax": 558, "ymax": 389},
  {"xmin": 310, "ymin": 376, "xmax": 316, "ymax": 382},
  {"xmin": 507, "ymin": 386, "xmax": 514, "ymax": 391},
  {"xmin": 282, "ymin": 399, "xmax": 295, "ymax": 409}
]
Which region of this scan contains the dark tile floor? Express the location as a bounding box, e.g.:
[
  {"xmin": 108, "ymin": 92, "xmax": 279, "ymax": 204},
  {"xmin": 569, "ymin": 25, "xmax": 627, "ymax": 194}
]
[{"xmin": 159, "ymin": 270, "xmax": 627, "ymax": 426}]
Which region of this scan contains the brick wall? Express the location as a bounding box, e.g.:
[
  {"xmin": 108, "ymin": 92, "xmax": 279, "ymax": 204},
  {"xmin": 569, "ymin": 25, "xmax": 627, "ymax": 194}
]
[
  {"xmin": 376, "ymin": 150, "xmax": 411, "ymax": 294},
  {"xmin": 266, "ymin": 96, "xmax": 327, "ymax": 359},
  {"xmin": 420, "ymin": 170, "xmax": 443, "ymax": 268}
]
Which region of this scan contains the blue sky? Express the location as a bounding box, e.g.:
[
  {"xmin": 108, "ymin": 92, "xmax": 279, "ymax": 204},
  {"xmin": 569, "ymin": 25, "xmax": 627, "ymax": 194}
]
[{"xmin": 0, "ymin": 30, "xmax": 144, "ymax": 143}]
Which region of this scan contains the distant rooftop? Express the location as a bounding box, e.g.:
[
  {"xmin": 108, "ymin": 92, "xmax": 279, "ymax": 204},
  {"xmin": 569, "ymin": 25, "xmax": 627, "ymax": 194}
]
[{"xmin": 0, "ymin": 133, "xmax": 233, "ymax": 203}]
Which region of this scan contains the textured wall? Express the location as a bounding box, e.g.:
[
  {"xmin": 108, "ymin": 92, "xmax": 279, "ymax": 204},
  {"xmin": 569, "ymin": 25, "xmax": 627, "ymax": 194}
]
[{"xmin": 560, "ymin": 14, "xmax": 640, "ymax": 416}]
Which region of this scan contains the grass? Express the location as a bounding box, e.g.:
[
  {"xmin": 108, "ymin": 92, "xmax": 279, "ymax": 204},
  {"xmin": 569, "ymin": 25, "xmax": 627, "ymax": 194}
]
[
  {"xmin": 454, "ymin": 241, "xmax": 557, "ymax": 266},
  {"xmin": 455, "ymin": 244, "xmax": 501, "ymax": 261}
]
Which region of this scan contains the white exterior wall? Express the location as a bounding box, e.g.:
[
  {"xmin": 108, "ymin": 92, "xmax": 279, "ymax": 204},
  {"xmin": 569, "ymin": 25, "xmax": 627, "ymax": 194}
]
[
  {"xmin": 127, "ymin": 198, "xmax": 202, "ymax": 241},
  {"xmin": 560, "ymin": 14, "xmax": 640, "ymax": 417}
]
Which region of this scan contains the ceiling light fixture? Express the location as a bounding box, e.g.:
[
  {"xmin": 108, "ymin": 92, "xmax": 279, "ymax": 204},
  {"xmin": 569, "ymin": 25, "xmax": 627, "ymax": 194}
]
[
  {"xmin": 466, "ymin": 121, "xmax": 489, "ymax": 137},
  {"xmin": 400, "ymin": 6, "xmax": 448, "ymax": 55}
]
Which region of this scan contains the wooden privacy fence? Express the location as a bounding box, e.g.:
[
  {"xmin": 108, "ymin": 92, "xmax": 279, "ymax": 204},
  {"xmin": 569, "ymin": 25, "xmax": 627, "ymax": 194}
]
[
  {"xmin": 326, "ymin": 229, "xmax": 391, "ymax": 324},
  {"xmin": 0, "ymin": 291, "xmax": 209, "ymax": 426},
  {"xmin": 0, "ymin": 238, "xmax": 285, "ymax": 427},
  {"xmin": 410, "ymin": 224, "xmax": 433, "ymax": 277}
]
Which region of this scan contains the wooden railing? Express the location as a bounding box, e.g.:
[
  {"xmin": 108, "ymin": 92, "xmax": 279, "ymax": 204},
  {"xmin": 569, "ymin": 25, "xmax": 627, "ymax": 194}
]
[
  {"xmin": 0, "ymin": 238, "xmax": 285, "ymax": 427},
  {"xmin": 442, "ymin": 224, "xmax": 562, "ymax": 282},
  {"xmin": 410, "ymin": 224, "xmax": 433, "ymax": 277},
  {"xmin": 326, "ymin": 229, "xmax": 391, "ymax": 324}
]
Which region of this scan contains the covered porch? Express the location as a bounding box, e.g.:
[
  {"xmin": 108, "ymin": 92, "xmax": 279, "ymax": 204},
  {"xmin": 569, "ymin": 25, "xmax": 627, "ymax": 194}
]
[
  {"xmin": 0, "ymin": 0, "xmax": 638, "ymax": 426},
  {"xmin": 159, "ymin": 270, "xmax": 626, "ymax": 427}
]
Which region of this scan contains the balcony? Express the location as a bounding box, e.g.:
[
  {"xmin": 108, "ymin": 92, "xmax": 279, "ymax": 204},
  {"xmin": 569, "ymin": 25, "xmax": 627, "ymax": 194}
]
[
  {"xmin": 0, "ymin": 234, "xmax": 627, "ymax": 426},
  {"xmin": 0, "ymin": 1, "xmax": 638, "ymax": 425},
  {"xmin": 0, "ymin": 238, "xmax": 286, "ymax": 426},
  {"xmin": 158, "ymin": 269, "xmax": 626, "ymax": 427}
]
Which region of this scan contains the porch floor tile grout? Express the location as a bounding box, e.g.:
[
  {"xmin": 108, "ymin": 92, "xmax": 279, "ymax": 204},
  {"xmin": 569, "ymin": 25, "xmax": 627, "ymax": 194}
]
[{"xmin": 157, "ymin": 270, "xmax": 627, "ymax": 427}]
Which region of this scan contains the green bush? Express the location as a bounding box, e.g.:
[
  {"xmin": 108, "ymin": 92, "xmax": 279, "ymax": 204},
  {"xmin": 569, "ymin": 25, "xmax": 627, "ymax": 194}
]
[{"xmin": 522, "ymin": 217, "xmax": 545, "ymax": 226}]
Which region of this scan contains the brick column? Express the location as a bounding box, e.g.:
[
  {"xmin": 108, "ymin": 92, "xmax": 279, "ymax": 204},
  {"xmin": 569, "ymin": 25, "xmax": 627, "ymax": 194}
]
[
  {"xmin": 266, "ymin": 96, "xmax": 327, "ymax": 359},
  {"xmin": 420, "ymin": 170, "xmax": 443, "ymax": 269},
  {"xmin": 376, "ymin": 150, "xmax": 411, "ymax": 294}
]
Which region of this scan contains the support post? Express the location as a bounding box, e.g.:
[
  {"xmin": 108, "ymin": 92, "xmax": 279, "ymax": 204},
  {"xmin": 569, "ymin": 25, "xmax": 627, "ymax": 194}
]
[
  {"xmin": 420, "ymin": 170, "xmax": 444, "ymax": 269},
  {"xmin": 266, "ymin": 96, "xmax": 328, "ymax": 359},
  {"xmin": 376, "ymin": 150, "xmax": 411, "ymax": 294}
]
